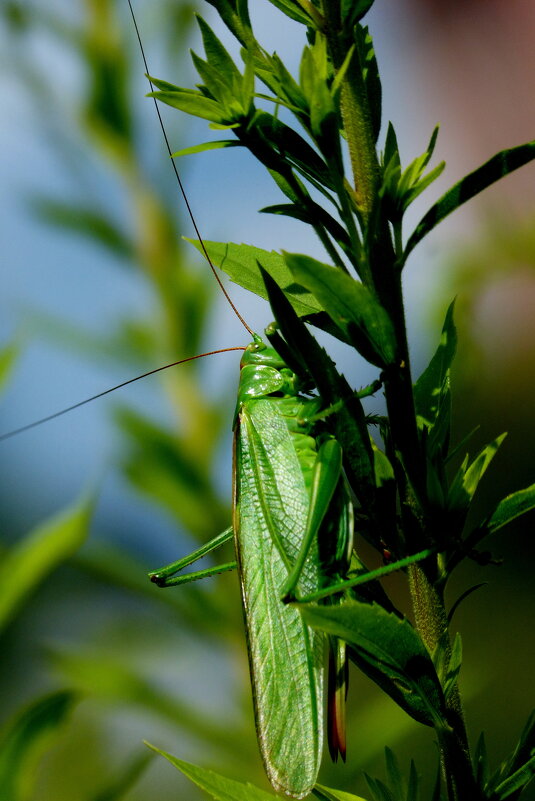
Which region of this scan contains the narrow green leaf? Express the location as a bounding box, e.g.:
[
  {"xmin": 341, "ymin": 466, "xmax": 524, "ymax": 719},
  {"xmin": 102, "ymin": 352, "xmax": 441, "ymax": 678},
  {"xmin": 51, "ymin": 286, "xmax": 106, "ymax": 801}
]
[
  {"xmin": 260, "ymin": 204, "xmax": 350, "ymax": 252},
  {"xmin": 448, "ymin": 434, "xmax": 507, "ymax": 512},
  {"xmin": 443, "ymin": 633, "xmax": 462, "ymax": 701},
  {"xmin": 489, "ymin": 711, "xmax": 535, "ymax": 798},
  {"xmin": 284, "ymin": 253, "xmax": 397, "ymax": 367},
  {"xmin": 191, "ymin": 51, "xmax": 237, "ymax": 111},
  {"xmin": 494, "ymin": 756, "xmax": 535, "ymax": 799},
  {"xmin": 462, "ymin": 483, "xmax": 535, "ymax": 569},
  {"xmin": 404, "ymin": 140, "xmax": 535, "ymax": 262},
  {"xmin": 151, "ymin": 89, "xmax": 227, "ymax": 124},
  {"xmin": 145, "ymin": 744, "xmax": 281, "ymax": 800},
  {"xmin": 0, "ymin": 495, "xmax": 93, "ymax": 631},
  {"xmin": 313, "ymin": 784, "xmax": 369, "ymax": 801},
  {"xmin": 185, "ymin": 239, "xmax": 323, "ymax": 317},
  {"xmin": 342, "ymin": 0, "xmax": 376, "ymax": 27},
  {"xmin": 487, "ymin": 483, "xmax": 535, "ymax": 535},
  {"xmin": 406, "ymin": 761, "xmax": 419, "ymax": 801},
  {"xmin": 383, "ymin": 122, "xmax": 400, "ymax": 171},
  {"xmin": 264, "ymin": 0, "xmax": 314, "ymax": 26},
  {"xmin": 474, "ymin": 732, "xmax": 489, "ymax": 790},
  {"xmin": 430, "ymin": 763, "xmax": 442, "ymax": 801},
  {"xmin": 384, "ymin": 747, "xmax": 404, "ymax": 796},
  {"xmin": 196, "ymin": 16, "xmax": 242, "ymax": 86},
  {"xmin": 447, "ymin": 584, "xmax": 486, "ymax": 624},
  {"xmin": 300, "ymin": 602, "xmax": 445, "ymax": 726},
  {"xmin": 414, "ymin": 301, "xmax": 457, "ymax": 428},
  {"xmin": 0, "ymin": 691, "xmax": 77, "ymax": 801},
  {"xmin": 171, "ymin": 140, "xmax": 241, "ymax": 158},
  {"xmin": 365, "ymin": 776, "xmax": 396, "ymax": 801}
]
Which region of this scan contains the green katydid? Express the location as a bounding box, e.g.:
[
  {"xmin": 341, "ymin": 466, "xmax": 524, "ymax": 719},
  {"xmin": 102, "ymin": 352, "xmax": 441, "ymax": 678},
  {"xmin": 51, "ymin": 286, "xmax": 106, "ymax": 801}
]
[
  {"xmin": 146, "ymin": 291, "xmax": 430, "ymax": 798},
  {"xmin": 150, "ymin": 330, "xmax": 353, "ymax": 798}
]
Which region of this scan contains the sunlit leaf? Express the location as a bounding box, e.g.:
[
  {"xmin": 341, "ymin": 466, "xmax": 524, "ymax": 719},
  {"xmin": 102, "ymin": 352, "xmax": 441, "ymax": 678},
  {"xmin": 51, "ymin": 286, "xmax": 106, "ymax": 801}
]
[{"xmin": 145, "ymin": 744, "xmax": 280, "ymax": 800}]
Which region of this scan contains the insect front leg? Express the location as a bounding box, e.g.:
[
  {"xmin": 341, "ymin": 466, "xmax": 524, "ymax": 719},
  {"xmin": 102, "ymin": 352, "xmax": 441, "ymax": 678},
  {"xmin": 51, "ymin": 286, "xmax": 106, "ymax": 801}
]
[{"xmin": 149, "ymin": 526, "xmax": 235, "ymax": 587}]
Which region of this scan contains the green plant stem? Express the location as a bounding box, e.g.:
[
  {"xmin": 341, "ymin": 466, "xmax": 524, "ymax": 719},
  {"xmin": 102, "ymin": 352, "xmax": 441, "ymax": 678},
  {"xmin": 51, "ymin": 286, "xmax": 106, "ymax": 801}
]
[
  {"xmin": 324, "ymin": 13, "xmax": 476, "ymax": 787},
  {"xmin": 408, "ymin": 564, "xmax": 479, "ymax": 801},
  {"xmin": 321, "ymin": 3, "xmax": 379, "ymax": 222},
  {"xmin": 320, "ymin": 5, "xmax": 424, "ymax": 505}
]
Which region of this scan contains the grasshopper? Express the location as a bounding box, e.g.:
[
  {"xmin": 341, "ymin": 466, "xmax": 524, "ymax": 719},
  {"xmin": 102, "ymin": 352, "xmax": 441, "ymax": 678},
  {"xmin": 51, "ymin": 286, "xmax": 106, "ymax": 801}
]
[{"xmin": 149, "ymin": 327, "xmax": 356, "ymax": 797}]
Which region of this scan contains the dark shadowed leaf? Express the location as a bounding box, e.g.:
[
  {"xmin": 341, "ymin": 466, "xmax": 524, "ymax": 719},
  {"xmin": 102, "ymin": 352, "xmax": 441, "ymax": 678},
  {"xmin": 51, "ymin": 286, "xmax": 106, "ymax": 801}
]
[
  {"xmin": 403, "ymin": 141, "xmax": 535, "ymax": 263},
  {"xmin": 300, "ymin": 602, "xmax": 444, "ymax": 726}
]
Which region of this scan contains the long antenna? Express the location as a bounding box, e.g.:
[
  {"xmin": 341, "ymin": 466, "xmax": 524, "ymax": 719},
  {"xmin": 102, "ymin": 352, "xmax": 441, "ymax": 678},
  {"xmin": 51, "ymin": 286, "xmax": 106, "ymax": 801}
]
[
  {"xmin": 0, "ymin": 348, "xmax": 246, "ymax": 442},
  {"xmin": 126, "ymin": 0, "xmax": 254, "ymax": 337}
]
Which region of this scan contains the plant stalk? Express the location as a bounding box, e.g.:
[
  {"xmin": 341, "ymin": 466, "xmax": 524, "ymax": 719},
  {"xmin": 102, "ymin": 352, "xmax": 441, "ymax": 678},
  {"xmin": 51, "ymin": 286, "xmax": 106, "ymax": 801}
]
[
  {"xmin": 409, "ymin": 564, "xmax": 479, "ymax": 801},
  {"xmin": 321, "ymin": 2, "xmax": 379, "ymax": 221}
]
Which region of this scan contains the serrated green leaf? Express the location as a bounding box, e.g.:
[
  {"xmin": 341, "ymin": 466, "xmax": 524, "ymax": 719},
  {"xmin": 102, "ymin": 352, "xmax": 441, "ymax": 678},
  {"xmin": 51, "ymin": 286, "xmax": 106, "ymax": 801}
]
[
  {"xmin": 145, "ymin": 745, "xmax": 281, "ymax": 800},
  {"xmin": 0, "ymin": 495, "xmax": 93, "ymax": 631},
  {"xmin": 300, "ymin": 601, "xmax": 444, "ymax": 726},
  {"xmin": 284, "ymin": 253, "xmax": 397, "ymax": 367},
  {"xmin": 185, "ymin": 239, "xmax": 323, "ymax": 317},
  {"xmin": 0, "ymin": 691, "xmax": 77, "ymax": 801},
  {"xmin": 403, "ymin": 140, "xmax": 535, "ymax": 263}
]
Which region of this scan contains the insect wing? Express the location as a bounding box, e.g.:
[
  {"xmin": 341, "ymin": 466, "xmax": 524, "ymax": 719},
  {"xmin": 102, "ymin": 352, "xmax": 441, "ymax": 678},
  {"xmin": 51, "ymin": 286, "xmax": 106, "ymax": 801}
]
[{"xmin": 234, "ymin": 398, "xmax": 323, "ymax": 799}]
